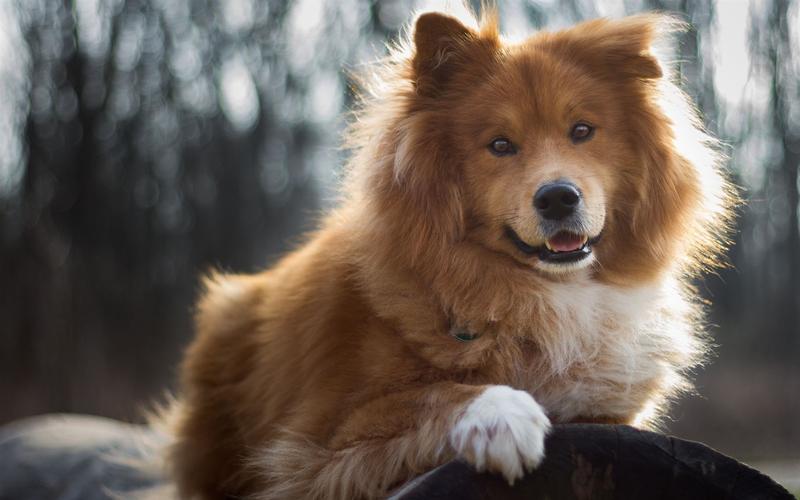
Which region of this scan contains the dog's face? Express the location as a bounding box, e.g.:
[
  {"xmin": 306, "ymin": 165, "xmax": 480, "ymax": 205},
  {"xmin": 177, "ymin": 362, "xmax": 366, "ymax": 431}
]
[
  {"xmin": 392, "ymin": 12, "xmax": 726, "ymax": 284},
  {"xmin": 454, "ymin": 47, "xmax": 627, "ymax": 275}
]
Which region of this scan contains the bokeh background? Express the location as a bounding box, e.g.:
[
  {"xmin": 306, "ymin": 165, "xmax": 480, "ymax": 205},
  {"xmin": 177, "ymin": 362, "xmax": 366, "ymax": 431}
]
[{"xmin": 1, "ymin": 0, "xmax": 798, "ymax": 476}]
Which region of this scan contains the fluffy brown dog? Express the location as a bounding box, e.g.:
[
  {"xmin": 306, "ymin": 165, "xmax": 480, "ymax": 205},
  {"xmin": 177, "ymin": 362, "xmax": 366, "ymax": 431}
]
[{"xmin": 167, "ymin": 8, "xmax": 733, "ymax": 500}]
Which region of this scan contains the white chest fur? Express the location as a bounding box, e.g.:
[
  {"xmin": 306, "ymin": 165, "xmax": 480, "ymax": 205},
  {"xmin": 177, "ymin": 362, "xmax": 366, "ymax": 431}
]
[{"xmin": 520, "ymin": 277, "xmax": 702, "ymax": 425}]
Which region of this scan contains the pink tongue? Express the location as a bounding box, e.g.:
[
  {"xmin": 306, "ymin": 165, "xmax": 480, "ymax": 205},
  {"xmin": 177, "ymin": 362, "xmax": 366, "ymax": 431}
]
[{"xmin": 547, "ymin": 232, "xmax": 585, "ymax": 252}]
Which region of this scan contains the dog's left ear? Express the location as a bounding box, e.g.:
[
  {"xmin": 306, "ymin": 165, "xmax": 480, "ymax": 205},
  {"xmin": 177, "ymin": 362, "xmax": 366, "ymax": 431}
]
[
  {"xmin": 412, "ymin": 12, "xmax": 497, "ymax": 95},
  {"xmin": 412, "ymin": 13, "xmax": 473, "ymax": 95},
  {"xmin": 551, "ymin": 14, "xmax": 677, "ymax": 80}
]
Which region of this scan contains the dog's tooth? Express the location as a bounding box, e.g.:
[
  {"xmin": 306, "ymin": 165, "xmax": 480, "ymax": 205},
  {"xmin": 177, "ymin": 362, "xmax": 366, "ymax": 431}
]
[{"xmin": 545, "ymin": 240, "xmax": 553, "ymax": 251}]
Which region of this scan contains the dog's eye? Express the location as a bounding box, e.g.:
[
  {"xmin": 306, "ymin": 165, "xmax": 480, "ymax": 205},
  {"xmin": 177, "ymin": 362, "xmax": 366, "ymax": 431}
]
[
  {"xmin": 570, "ymin": 123, "xmax": 595, "ymax": 143},
  {"xmin": 488, "ymin": 137, "xmax": 516, "ymax": 156}
]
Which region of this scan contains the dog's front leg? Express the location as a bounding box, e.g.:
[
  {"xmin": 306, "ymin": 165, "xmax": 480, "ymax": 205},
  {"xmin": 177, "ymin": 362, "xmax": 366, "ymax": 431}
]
[{"xmin": 256, "ymin": 383, "xmax": 551, "ymax": 500}]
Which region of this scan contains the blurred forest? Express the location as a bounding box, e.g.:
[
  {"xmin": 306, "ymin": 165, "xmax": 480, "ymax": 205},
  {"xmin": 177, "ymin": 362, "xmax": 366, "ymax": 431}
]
[{"xmin": 0, "ymin": 0, "xmax": 798, "ymax": 461}]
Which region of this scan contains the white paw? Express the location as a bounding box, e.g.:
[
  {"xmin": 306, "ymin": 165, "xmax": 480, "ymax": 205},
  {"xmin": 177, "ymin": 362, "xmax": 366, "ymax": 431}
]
[{"xmin": 449, "ymin": 386, "xmax": 551, "ymax": 484}]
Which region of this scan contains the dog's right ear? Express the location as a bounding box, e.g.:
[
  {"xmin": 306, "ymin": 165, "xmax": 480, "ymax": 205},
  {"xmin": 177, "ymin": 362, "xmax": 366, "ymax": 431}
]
[{"xmin": 411, "ymin": 13, "xmax": 476, "ymax": 96}]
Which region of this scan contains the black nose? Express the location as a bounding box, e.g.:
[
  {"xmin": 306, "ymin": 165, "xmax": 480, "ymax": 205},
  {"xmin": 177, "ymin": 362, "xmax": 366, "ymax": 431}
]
[{"xmin": 533, "ymin": 182, "xmax": 581, "ymax": 220}]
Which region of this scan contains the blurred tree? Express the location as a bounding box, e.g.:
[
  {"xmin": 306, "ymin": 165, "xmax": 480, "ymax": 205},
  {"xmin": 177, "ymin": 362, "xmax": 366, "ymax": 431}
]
[
  {"xmin": 0, "ymin": 0, "xmax": 393, "ymax": 421},
  {"xmin": 743, "ymin": 0, "xmax": 800, "ymax": 343}
]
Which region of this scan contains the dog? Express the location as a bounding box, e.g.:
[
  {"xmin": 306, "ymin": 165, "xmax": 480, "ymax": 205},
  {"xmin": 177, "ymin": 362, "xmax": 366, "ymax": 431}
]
[{"xmin": 165, "ymin": 7, "xmax": 733, "ymax": 499}]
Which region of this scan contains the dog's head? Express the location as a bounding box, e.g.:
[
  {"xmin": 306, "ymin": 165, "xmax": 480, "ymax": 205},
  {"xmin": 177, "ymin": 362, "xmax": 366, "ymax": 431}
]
[{"xmin": 353, "ymin": 10, "xmax": 732, "ymax": 286}]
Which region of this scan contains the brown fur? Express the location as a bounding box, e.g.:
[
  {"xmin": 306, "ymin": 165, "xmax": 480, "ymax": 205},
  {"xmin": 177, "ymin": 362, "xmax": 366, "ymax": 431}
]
[{"xmin": 167, "ymin": 8, "xmax": 734, "ymax": 499}]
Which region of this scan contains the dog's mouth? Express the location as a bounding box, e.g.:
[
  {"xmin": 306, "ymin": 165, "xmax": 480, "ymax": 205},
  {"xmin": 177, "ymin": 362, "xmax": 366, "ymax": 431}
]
[{"xmin": 504, "ymin": 226, "xmax": 601, "ymax": 264}]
